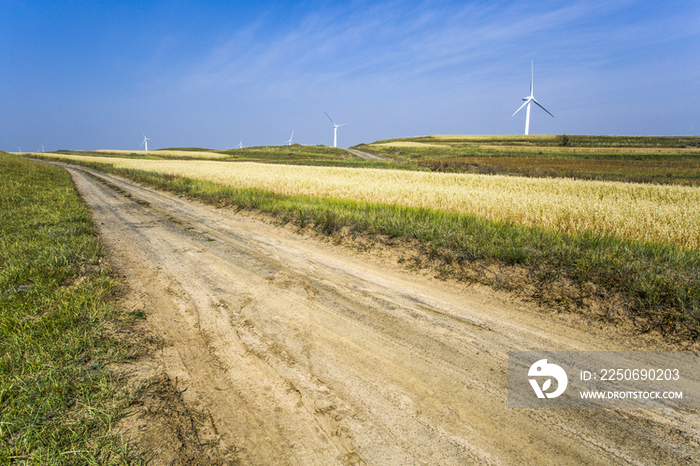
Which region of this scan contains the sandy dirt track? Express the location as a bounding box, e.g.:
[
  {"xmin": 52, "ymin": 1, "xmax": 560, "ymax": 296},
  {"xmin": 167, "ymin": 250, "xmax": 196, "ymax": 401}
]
[
  {"xmin": 59, "ymin": 162, "xmax": 699, "ymax": 465},
  {"xmin": 345, "ymin": 148, "xmax": 389, "ymax": 160}
]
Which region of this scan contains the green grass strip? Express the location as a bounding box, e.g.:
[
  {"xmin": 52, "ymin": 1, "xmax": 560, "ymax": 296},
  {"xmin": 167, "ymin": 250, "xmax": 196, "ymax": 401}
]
[
  {"xmin": 0, "ymin": 153, "xmax": 141, "ymax": 464},
  {"xmin": 63, "ymin": 158, "xmax": 700, "ymax": 340}
]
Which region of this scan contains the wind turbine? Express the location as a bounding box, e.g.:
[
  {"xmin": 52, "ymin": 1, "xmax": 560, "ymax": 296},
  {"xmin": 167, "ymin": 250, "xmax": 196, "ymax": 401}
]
[
  {"xmin": 238, "ymin": 137, "xmax": 243, "ymax": 149},
  {"xmin": 324, "ymin": 112, "xmax": 347, "ymax": 148},
  {"xmin": 139, "ymin": 132, "xmax": 151, "ymax": 151},
  {"xmin": 512, "ymin": 61, "xmax": 553, "ymax": 135},
  {"xmin": 284, "ymin": 130, "xmax": 295, "ymax": 146}
]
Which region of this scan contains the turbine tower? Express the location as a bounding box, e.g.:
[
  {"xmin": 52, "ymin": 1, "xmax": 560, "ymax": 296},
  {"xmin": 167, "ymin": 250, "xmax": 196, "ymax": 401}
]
[
  {"xmin": 139, "ymin": 132, "xmax": 151, "ymax": 151},
  {"xmin": 284, "ymin": 130, "xmax": 294, "ymax": 146},
  {"xmin": 512, "ymin": 61, "xmax": 553, "ymax": 135},
  {"xmin": 325, "ymin": 112, "xmax": 347, "ymax": 148},
  {"xmin": 238, "ymin": 137, "xmax": 243, "ymax": 149}
]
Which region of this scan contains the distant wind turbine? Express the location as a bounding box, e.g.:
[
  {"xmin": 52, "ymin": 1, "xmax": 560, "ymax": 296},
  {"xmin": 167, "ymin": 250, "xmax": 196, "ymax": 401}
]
[
  {"xmin": 284, "ymin": 130, "xmax": 295, "ymax": 146},
  {"xmin": 512, "ymin": 61, "xmax": 553, "ymax": 135},
  {"xmin": 139, "ymin": 132, "xmax": 151, "ymax": 151},
  {"xmin": 238, "ymin": 137, "xmax": 243, "ymax": 149},
  {"xmin": 324, "ymin": 112, "xmax": 347, "ymax": 148}
]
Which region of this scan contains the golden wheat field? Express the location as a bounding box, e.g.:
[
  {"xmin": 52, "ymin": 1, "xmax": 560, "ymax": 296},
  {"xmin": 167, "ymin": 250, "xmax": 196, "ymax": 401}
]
[
  {"xmin": 94, "ymin": 149, "xmax": 230, "ymax": 158},
  {"xmin": 40, "ymin": 153, "xmax": 700, "ymax": 248}
]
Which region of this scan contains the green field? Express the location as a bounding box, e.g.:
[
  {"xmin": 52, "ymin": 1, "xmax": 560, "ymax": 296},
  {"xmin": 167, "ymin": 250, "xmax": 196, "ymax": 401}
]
[
  {"xmin": 355, "ymin": 135, "xmax": 700, "ymax": 185},
  {"xmin": 0, "ymin": 152, "xmax": 142, "ymax": 464}
]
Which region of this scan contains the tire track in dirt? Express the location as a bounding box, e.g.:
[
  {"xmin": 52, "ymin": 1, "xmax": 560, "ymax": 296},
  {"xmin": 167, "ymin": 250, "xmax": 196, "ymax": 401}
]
[{"xmin": 59, "ymin": 162, "xmax": 699, "ymax": 465}]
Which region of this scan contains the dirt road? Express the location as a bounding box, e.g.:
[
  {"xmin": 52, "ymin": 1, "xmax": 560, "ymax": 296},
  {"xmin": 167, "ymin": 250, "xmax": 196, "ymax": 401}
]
[
  {"xmin": 61, "ymin": 162, "xmax": 698, "ymax": 465},
  {"xmin": 345, "ymin": 148, "xmax": 389, "ymax": 160}
]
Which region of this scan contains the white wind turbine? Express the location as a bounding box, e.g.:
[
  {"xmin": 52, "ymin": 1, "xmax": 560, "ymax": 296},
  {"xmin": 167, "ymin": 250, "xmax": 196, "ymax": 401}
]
[
  {"xmin": 512, "ymin": 61, "xmax": 553, "ymax": 135},
  {"xmin": 284, "ymin": 130, "xmax": 295, "ymax": 145},
  {"xmin": 238, "ymin": 137, "xmax": 243, "ymax": 149},
  {"xmin": 139, "ymin": 132, "xmax": 151, "ymax": 151},
  {"xmin": 325, "ymin": 112, "xmax": 347, "ymax": 148}
]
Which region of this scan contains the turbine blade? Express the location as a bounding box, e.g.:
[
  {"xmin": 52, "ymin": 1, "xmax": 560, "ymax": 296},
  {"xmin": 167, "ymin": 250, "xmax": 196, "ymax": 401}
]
[
  {"xmin": 530, "ymin": 60, "xmax": 534, "ymax": 97},
  {"xmin": 324, "ymin": 112, "xmax": 336, "ymax": 126},
  {"xmin": 532, "ymin": 98, "xmax": 554, "ymax": 117},
  {"xmin": 512, "ymin": 99, "xmax": 530, "ymax": 116}
]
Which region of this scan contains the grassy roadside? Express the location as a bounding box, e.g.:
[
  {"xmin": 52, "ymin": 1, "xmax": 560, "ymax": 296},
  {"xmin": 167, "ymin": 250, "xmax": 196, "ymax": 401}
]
[
  {"xmin": 44, "ymin": 157, "xmax": 700, "ymax": 341},
  {"xmin": 0, "ymin": 153, "xmax": 142, "ymax": 464}
]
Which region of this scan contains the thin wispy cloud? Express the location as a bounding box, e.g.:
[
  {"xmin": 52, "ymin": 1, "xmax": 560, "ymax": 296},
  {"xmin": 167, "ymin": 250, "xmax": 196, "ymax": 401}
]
[{"xmin": 180, "ymin": 1, "xmax": 655, "ymax": 98}]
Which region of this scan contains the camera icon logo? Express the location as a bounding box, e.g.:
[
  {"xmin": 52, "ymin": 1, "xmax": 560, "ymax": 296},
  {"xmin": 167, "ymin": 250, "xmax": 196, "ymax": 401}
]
[{"xmin": 528, "ymin": 359, "xmax": 568, "ymax": 399}]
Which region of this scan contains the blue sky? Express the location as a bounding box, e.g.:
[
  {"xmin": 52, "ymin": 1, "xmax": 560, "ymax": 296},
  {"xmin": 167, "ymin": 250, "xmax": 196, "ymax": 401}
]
[{"xmin": 1, "ymin": 0, "xmax": 699, "ymax": 151}]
